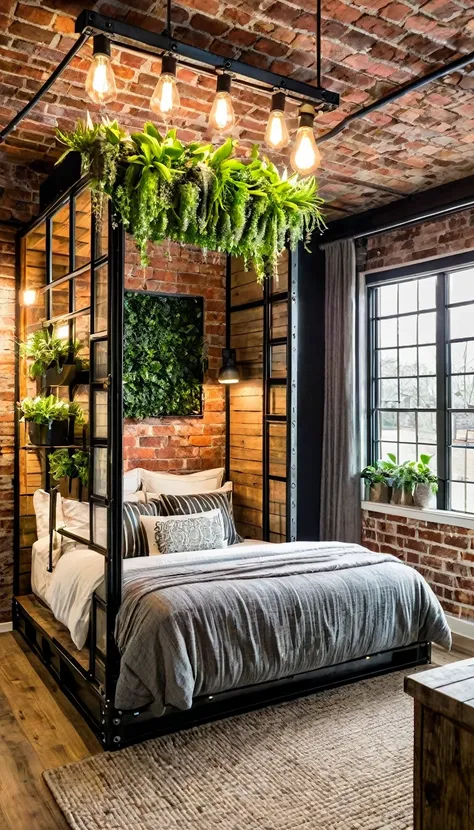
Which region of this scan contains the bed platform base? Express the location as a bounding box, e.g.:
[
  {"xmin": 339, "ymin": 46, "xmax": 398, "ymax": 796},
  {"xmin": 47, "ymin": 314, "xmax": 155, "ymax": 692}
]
[{"xmin": 13, "ymin": 594, "xmax": 431, "ymax": 750}]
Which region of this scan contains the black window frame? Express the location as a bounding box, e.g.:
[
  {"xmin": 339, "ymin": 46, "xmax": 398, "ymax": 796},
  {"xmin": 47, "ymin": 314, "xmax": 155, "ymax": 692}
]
[{"xmin": 366, "ymin": 249, "xmax": 474, "ymax": 514}]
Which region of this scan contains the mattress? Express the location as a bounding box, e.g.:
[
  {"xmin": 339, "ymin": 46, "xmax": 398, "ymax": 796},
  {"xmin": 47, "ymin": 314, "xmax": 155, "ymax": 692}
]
[{"xmin": 31, "ymin": 536, "xmax": 55, "ymax": 607}]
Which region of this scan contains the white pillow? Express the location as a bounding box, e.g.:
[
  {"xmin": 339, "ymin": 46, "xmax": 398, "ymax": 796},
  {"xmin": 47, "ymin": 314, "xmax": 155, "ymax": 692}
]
[
  {"xmin": 124, "ymin": 468, "xmax": 141, "ymax": 496},
  {"xmin": 140, "ymin": 467, "xmax": 224, "ymax": 497},
  {"xmin": 140, "ymin": 509, "xmax": 226, "ymax": 555},
  {"xmin": 33, "ymin": 489, "xmax": 64, "ymax": 538},
  {"xmin": 124, "ymin": 490, "xmax": 146, "ymax": 503},
  {"xmin": 60, "ymin": 499, "xmax": 90, "ymax": 553},
  {"xmin": 145, "ymin": 477, "xmax": 231, "ymax": 502}
]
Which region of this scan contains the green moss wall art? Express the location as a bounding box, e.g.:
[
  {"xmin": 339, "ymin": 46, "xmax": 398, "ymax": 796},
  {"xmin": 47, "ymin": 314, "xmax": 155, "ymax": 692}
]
[
  {"xmin": 123, "ymin": 291, "xmax": 204, "ymax": 419},
  {"xmin": 56, "ymin": 117, "xmax": 325, "ymax": 282}
]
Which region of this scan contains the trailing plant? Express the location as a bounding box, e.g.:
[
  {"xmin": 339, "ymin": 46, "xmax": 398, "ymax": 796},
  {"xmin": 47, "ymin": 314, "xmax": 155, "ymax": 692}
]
[
  {"xmin": 19, "ymin": 395, "xmax": 84, "ymax": 425},
  {"xmin": 20, "ymin": 327, "xmax": 81, "ymax": 380},
  {"xmin": 123, "ymin": 292, "xmax": 203, "ymax": 419},
  {"xmin": 49, "ymin": 448, "xmax": 89, "ymax": 487},
  {"xmin": 56, "ymin": 118, "xmax": 325, "ymax": 281}
]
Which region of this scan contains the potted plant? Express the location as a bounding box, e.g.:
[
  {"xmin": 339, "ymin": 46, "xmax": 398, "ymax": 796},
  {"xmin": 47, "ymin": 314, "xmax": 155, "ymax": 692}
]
[
  {"xmin": 391, "ymin": 461, "xmax": 416, "ymax": 506},
  {"xmin": 19, "ymin": 395, "xmax": 84, "ymax": 446},
  {"xmin": 361, "ymin": 463, "xmax": 390, "ymax": 503},
  {"xmin": 20, "ymin": 327, "xmax": 82, "ymax": 387},
  {"xmin": 412, "ymin": 454, "xmax": 438, "ymax": 509},
  {"xmin": 48, "ymin": 448, "xmax": 89, "ymax": 500}
]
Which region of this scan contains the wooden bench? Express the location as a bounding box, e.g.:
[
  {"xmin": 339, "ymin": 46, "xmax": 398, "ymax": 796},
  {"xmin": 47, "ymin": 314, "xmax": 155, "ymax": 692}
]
[{"xmin": 405, "ymin": 659, "xmax": 474, "ymax": 829}]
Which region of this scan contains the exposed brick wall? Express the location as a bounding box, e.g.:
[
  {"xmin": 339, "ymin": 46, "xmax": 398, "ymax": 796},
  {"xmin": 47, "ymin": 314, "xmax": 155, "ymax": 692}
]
[
  {"xmin": 362, "ymin": 508, "xmax": 474, "ymax": 623},
  {"xmin": 0, "ymin": 224, "xmax": 16, "ymax": 623},
  {"xmin": 361, "ymin": 206, "xmax": 474, "ymax": 272},
  {"xmin": 123, "ymin": 239, "xmax": 226, "ymax": 474}
]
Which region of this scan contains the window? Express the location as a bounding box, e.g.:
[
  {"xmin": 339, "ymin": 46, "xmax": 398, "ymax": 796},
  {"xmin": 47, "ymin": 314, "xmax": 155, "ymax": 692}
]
[{"xmin": 367, "ymin": 259, "xmax": 474, "ymax": 514}]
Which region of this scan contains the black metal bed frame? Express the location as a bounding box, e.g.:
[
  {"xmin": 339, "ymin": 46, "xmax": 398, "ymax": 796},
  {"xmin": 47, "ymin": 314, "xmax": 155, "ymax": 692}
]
[{"xmin": 13, "ymin": 175, "xmax": 432, "ymax": 751}]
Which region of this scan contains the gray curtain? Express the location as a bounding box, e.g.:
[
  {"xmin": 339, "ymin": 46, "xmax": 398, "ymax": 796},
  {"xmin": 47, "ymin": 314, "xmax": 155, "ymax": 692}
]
[{"xmin": 320, "ymin": 238, "xmax": 360, "ymax": 543}]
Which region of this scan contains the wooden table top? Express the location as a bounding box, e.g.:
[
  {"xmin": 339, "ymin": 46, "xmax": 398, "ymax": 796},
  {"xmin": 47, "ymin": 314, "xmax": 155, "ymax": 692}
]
[{"xmin": 405, "ymin": 659, "xmax": 474, "ymax": 730}]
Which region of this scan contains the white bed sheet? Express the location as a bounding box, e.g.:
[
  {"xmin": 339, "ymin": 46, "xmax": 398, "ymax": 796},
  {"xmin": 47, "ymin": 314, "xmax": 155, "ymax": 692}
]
[
  {"xmin": 31, "ymin": 536, "xmax": 55, "ymax": 607},
  {"xmin": 46, "ymin": 539, "xmax": 271, "ymax": 650}
]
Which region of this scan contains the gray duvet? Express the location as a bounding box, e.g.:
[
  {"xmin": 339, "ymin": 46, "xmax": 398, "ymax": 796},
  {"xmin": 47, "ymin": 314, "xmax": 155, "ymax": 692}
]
[{"xmin": 114, "ymin": 541, "xmax": 451, "ymax": 712}]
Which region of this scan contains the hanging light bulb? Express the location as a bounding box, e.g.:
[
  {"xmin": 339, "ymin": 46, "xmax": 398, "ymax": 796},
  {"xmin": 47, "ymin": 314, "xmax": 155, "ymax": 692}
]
[
  {"xmin": 265, "ymin": 92, "xmax": 289, "ymax": 151},
  {"xmin": 150, "ymin": 55, "xmax": 180, "ymax": 116},
  {"xmin": 290, "ymin": 103, "xmax": 321, "ymax": 176},
  {"xmin": 209, "ymin": 74, "xmax": 235, "ymax": 134},
  {"xmin": 85, "ymin": 35, "xmax": 117, "ymax": 105},
  {"xmin": 56, "ymin": 323, "xmax": 70, "ymax": 341},
  {"xmin": 22, "ymin": 289, "xmax": 37, "ymax": 306}
]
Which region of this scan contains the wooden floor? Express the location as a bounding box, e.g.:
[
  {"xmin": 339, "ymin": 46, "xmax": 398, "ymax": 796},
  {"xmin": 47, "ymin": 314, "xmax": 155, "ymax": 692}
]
[{"xmin": 0, "ymin": 636, "xmax": 470, "ymax": 830}]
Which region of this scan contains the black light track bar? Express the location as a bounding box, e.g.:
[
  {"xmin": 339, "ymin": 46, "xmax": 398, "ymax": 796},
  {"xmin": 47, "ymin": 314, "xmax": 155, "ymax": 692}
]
[
  {"xmin": 75, "ymin": 9, "xmax": 339, "ymax": 109},
  {"xmin": 0, "ymin": 32, "xmax": 90, "ymax": 145}
]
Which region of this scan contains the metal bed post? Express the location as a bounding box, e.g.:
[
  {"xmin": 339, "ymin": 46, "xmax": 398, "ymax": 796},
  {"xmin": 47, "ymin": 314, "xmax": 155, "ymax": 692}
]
[{"xmin": 102, "ymin": 212, "xmax": 125, "ymax": 748}]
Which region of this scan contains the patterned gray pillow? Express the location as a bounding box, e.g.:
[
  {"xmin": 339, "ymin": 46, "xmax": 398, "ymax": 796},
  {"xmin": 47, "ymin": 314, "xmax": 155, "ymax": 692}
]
[{"xmin": 149, "ymin": 509, "xmax": 225, "ymax": 555}]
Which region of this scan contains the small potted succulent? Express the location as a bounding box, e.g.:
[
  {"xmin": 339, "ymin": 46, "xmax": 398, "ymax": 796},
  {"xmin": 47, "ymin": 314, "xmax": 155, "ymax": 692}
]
[
  {"xmin": 20, "ymin": 326, "xmax": 82, "ymax": 387},
  {"xmin": 48, "ymin": 448, "xmax": 89, "ymax": 500},
  {"xmin": 19, "ymin": 395, "xmax": 84, "ymax": 446},
  {"xmin": 361, "ymin": 463, "xmax": 390, "ymax": 503},
  {"xmin": 412, "ymin": 454, "xmax": 438, "ymax": 509}
]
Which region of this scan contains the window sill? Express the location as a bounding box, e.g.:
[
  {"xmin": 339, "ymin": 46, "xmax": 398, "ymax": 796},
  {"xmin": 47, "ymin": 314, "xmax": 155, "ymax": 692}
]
[{"xmin": 361, "ymin": 500, "xmax": 474, "ymax": 531}]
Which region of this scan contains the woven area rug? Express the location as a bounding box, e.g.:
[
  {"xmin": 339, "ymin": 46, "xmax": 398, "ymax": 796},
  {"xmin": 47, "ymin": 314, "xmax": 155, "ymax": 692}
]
[{"xmin": 45, "ymin": 671, "xmax": 418, "ymax": 830}]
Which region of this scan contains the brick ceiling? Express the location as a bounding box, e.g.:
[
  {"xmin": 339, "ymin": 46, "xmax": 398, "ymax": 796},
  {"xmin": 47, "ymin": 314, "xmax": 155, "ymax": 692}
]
[{"xmin": 0, "ymin": 0, "xmax": 473, "ymax": 223}]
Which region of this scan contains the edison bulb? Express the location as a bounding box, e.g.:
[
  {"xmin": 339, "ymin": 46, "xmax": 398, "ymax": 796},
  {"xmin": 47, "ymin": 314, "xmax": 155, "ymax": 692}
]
[
  {"xmin": 150, "ymin": 74, "xmax": 180, "ymax": 116},
  {"xmin": 85, "ymin": 54, "xmax": 117, "ymax": 105},
  {"xmin": 22, "ymin": 289, "xmax": 37, "ymax": 306},
  {"xmin": 209, "ymin": 91, "xmax": 235, "ymax": 133},
  {"xmin": 265, "ymin": 110, "xmax": 289, "ymax": 151},
  {"xmin": 290, "ymin": 127, "xmax": 321, "ymax": 176}
]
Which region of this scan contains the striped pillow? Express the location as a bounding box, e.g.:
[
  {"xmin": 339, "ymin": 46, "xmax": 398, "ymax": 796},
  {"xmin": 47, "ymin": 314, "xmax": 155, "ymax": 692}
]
[
  {"xmin": 150, "ymin": 489, "xmax": 243, "ymax": 546},
  {"xmin": 123, "ymin": 501, "xmax": 162, "ymax": 558}
]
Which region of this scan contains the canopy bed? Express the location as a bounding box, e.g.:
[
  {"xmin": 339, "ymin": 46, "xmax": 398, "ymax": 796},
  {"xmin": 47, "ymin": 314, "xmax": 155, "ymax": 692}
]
[{"xmin": 11, "ymin": 162, "xmax": 451, "ymax": 751}]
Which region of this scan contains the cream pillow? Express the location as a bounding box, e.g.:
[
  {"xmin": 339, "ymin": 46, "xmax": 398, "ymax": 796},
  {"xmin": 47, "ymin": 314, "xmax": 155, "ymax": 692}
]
[
  {"xmin": 123, "ymin": 468, "xmax": 142, "ymax": 496},
  {"xmin": 124, "ymin": 490, "xmax": 147, "ymax": 503},
  {"xmin": 140, "ymin": 467, "xmax": 224, "ymax": 497},
  {"xmin": 140, "ymin": 509, "xmax": 226, "ymax": 555},
  {"xmin": 60, "ymin": 499, "xmax": 90, "ymax": 552},
  {"xmin": 146, "ymin": 480, "xmax": 232, "ymax": 501},
  {"xmin": 33, "ymin": 489, "xmax": 64, "ymax": 539}
]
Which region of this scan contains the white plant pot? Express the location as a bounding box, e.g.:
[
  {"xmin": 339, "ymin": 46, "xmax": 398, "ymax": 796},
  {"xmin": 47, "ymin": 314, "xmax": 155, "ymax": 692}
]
[{"xmin": 413, "ymin": 483, "xmax": 432, "ymax": 509}]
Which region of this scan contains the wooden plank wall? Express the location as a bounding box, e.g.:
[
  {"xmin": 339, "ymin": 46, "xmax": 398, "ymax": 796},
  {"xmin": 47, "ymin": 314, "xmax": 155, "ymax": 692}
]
[{"xmin": 229, "ymin": 258, "xmax": 264, "ymax": 539}]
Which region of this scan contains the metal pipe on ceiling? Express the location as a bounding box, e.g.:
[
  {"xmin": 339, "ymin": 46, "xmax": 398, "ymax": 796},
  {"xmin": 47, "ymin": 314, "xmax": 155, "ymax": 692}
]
[
  {"xmin": 317, "ymin": 49, "xmax": 474, "ymax": 146},
  {"xmin": 0, "ymin": 33, "xmax": 90, "ymax": 146}
]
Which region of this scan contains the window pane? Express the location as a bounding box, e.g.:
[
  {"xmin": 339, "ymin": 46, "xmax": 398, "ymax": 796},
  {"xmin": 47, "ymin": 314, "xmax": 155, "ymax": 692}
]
[
  {"xmin": 270, "ymin": 344, "xmax": 286, "ymax": 378},
  {"xmin": 419, "ymin": 376, "xmax": 436, "ymax": 408},
  {"xmin": 451, "ymin": 375, "xmax": 474, "ymax": 410},
  {"xmin": 399, "ymin": 444, "xmax": 416, "ymax": 463},
  {"xmin": 380, "ymin": 379, "xmax": 399, "ymax": 408},
  {"xmin": 52, "ymin": 201, "xmax": 70, "ymax": 280},
  {"xmin": 378, "ymin": 283, "xmax": 397, "ymax": 317},
  {"xmin": 418, "ymin": 446, "xmax": 437, "ymax": 472},
  {"xmin": 269, "ymin": 479, "xmax": 286, "ymax": 542},
  {"xmin": 269, "ymin": 385, "xmax": 286, "ymax": 415},
  {"xmin": 398, "ymin": 314, "xmax": 417, "ymax": 347},
  {"xmin": 270, "ymin": 301, "xmax": 287, "ymax": 339},
  {"xmin": 93, "ymin": 340, "xmax": 108, "ymax": 382},
  {"xmin": 452, "ymin": 447, "xmax": 468, "ymax": 481},
  {"xmin": 450, "ymin": 480, "xmax": 465, "ymax": 512},
  {"xmin": 93, "ymin": 389, "xmax": 108, "ymax": 439},
  {"xmin": 399, "ymin": 377, "xmax": 417, "ymax": 408},
  {"xmin": 51, "ymin": 282, "xmax": 70, "ymax": 318},
  {"xmin": 449, "ymin": 268, "xmax": 474, "ymax": 305},
  {"xmin": 94, "ymin": 262, "xmax": 108, "ymax": 333},
  {"xmin": 418, "ymin": 312, "xmax": 436, "ymax": 344},
  {"xmin": 378, "ymin": 317, "xmax": 397, "ymax": 348},
  {"xmin": 380, "ymin": 442, "xmax": 397, "ymax": 461},
  {"xmin": 269, "ymin": 423, "xmax": 286, "ymax": 478},
  {"xmin": 467, "ymin": 483, "xmax": 474, "ymax": 513},
  {"xmin": 418, "ymin": 277, "xmax": 436, "ymax": 310},
  {"xmin": 379, "ymin": 411, "xmax": 397, "ymax": 442},
  {"xmin": 451, "ymin": 341, "xmax": 474, "ymax": 375},
  {"xmin": 75, "ymin": 189, "xmax": 91, "ymax": 268},
  {"xmin": 379, "ymin": 349, "xmax": 397, "ymax": 378},
  {"xmin": 399, "ymin": 281, "xmax": 417, "ymax": 314},
  {"xmin": 418, "ymin": 412, "xmax": 436, "ymax": 444},
  {"xmin": 93, "ymin": 447, "xmax": 108, "ymax": 497},
  {"xmin": 92, "ymin": 503, "xmax": 107, "ymax": 547},
  {"xmin": 449, "ymin": 305, "xmax": 474, "ymax": 340},
  {"xmin": 74, "ymin": 268, "xmax": 90, "ymax": 313},
  {"xmin": 451, "ymin": 412, "xmax": 474, "ymax": 446},
  {"xmin": 399, "ymin": 347, "xmax": 417, "ymax": 377},
  {"xmin": 399, "ymin": 411, "xmax": 416, "ymax": 443},
  {"xmin": 418, "ymin": 345, "xmax": 436, "ymax": 376}
]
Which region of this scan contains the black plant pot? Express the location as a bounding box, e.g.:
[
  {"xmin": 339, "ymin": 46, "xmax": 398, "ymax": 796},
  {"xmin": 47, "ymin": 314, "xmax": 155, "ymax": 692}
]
[
  {"xmin": 43, "ymin": 362, "xmax": 77, "ymax": 388},
  {"xmin": 28, "ymin": 419, "xmax": 70, "ymax": 446}
]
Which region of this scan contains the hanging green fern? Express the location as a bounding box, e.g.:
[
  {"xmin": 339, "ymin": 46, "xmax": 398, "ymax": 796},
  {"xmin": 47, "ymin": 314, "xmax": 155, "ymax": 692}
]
[{"xmin": 57, "ymin": 118, "xmax": 325, "ymax": 281}]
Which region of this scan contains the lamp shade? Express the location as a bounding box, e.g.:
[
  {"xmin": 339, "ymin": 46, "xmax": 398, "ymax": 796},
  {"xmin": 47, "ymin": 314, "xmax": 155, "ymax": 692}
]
[{"xmin": 218, "ymin": 348, "xmax": 240, "ymax": 384}]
